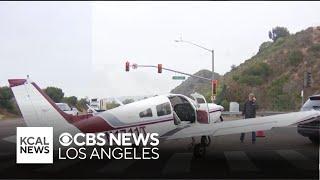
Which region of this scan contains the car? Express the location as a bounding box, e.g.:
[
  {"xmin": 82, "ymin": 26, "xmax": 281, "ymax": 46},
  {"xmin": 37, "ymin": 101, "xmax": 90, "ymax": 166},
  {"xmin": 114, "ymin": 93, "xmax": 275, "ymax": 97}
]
[
  {"xmin": 55, "ymin": 103, "xmax": 79, "ymax": 116},
  {"xmin": 297, "ymin": 94, "xmax": 320, "ymax": 144}
]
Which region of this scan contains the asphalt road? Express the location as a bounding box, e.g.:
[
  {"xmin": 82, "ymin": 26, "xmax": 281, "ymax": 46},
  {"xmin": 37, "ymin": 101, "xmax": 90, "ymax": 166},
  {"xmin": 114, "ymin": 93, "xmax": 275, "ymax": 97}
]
[{"xmin": 0, "ymin": 118, "xmax": 318, "ymax": 179}]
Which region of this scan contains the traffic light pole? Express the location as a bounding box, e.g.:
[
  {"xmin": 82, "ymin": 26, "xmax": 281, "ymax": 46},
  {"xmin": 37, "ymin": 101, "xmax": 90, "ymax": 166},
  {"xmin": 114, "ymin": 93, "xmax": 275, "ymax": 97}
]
[
  {"xmin": 174, "ymin": 39, "xmax": 215, "ymax": 102},
  {"xmin": 211, "ymin": 50, "xmax": 215, "ymax": 101},
  {"xmin": 134, "ymin": 64, "xmax": 212, "ymax": 81}
]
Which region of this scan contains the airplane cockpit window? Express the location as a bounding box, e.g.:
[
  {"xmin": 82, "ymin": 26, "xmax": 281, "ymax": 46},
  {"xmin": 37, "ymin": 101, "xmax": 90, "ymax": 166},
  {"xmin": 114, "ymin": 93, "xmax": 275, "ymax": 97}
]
[
  {"xmin": 169, "ymin": 96, "xmax": 196, "ymax": 123},
  {"xmin": 196, "ymin": 98, "xmax": 206, "ymax": 104},
  {"xmin": 156, "ymin": 102, "xmax": 172, "ymax": 116},
  {"xmin": 139, "ymin": 108, "xmax": 153, "ymax": 118}
]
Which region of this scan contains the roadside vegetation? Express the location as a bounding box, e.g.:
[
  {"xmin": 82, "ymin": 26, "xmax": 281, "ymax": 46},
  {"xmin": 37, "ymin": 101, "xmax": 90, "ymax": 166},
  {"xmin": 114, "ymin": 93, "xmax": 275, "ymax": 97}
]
[
  {"xmin": 172, "ymin": 26, "xmax": 320, "ymax": 111},
  {"xmin": 216, "ymin": 26, "xmax": 320, "ymax": 111},
  {"xmin": 0, "ymin": 84, "xmax": 136, "ymax": 118}
]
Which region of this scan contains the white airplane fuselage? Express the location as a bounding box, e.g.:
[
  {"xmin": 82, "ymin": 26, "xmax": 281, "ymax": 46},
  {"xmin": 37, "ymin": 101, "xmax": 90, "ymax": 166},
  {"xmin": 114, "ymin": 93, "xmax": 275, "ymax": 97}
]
[{"xmin": 84, "ymin": 94, "xmax": 224, "ymax": 139}]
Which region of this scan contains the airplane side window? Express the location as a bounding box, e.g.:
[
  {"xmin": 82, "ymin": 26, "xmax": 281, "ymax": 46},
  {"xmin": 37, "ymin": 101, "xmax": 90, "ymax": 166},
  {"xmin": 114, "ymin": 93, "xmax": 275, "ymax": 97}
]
[
  {"xmin": 156, "ymin": 102, "xmax": 172, "ymax": 116},
  {"xmin": 139, "ymin": 108, "xmax": 153, "ymax": 118}
]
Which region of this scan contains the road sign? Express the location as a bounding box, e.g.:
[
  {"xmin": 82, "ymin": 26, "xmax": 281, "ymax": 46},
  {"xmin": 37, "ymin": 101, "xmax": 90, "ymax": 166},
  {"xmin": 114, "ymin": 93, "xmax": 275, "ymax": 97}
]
[{"xmin": 172, "ymin": 76, "xmax": 186, "ymax": 80}]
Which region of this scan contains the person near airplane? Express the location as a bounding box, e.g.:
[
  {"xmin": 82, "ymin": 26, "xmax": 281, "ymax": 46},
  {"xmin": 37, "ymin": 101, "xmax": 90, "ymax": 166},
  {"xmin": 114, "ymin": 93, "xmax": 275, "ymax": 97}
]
[{"xmin": 240, "ymin": 93, "xmax": 258, "ymax": 144}]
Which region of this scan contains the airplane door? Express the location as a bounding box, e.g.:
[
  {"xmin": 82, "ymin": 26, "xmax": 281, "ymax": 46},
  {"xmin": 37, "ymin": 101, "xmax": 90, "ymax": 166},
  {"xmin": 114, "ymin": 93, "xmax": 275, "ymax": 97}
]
[{"xmin": 191, "ymin": 92, "xmax": 210, "ymax": 124}]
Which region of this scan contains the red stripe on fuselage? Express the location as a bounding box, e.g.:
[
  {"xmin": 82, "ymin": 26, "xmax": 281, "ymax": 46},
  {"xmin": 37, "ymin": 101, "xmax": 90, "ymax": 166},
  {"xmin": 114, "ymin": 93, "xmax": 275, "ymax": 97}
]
[
  {"xmin": 209, "ymin": 109, "xmax": 222, "ymax": 113},
  {"xmin": 73, "ymin": 116, "xmax": 173, "ymax": 133}
]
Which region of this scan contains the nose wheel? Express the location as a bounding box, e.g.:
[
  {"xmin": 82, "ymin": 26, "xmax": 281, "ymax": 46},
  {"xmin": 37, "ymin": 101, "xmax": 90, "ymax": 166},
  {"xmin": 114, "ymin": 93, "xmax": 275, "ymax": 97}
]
[{"xmin": 193, "ymin": 136, "xmax": 211, "ymax": 159}]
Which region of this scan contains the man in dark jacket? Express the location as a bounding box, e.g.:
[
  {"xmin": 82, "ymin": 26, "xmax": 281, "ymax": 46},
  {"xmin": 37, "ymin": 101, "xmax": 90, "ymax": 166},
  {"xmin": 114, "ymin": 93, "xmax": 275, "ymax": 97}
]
[{"xmin": 240, "ymin": 93, "xmax": 258, "ymax": 144}]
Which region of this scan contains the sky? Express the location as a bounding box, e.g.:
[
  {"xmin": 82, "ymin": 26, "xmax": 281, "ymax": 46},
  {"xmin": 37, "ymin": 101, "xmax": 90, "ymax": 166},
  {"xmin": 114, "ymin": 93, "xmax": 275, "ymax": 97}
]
[{"xmin": 0, "ymin": 1, "xmax": 319, "ymax": 99}]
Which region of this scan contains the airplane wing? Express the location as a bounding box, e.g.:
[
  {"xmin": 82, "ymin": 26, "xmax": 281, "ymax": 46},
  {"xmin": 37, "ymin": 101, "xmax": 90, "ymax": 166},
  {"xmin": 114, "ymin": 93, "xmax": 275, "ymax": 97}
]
[{"xmin": 162, "ymin": 110, "xmax": 320, "ymax": 140}]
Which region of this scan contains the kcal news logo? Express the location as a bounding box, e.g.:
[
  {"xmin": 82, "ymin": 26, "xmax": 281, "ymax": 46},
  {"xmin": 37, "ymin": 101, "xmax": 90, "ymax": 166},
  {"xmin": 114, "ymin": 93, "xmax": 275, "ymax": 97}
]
[{"xmin": 16, "ymin": 127, "xmax": 53, "ymax": 164}]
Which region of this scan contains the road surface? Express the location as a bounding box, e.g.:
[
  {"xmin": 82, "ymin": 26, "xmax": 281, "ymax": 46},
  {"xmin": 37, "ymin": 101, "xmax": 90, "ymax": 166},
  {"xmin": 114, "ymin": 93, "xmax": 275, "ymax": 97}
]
[{"xmin": 0, "ymin": 118, "xmax": 318, "ymax": 179}]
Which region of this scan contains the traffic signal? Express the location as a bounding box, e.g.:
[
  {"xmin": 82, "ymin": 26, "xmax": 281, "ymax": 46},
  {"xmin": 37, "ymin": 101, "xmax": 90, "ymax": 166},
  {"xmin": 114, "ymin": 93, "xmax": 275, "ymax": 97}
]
[
  {"xmin": 158, "ymin": 64, "xmax": 162, "ymax": 73},
  {"xmin": 212, "ymin": 80, "xmax": 218, "ymax": 95},
  {"xmin": 306, "ymin": 71, "xmax": 312, "ymax": 87},
  {"xmin": 125, "ymin": 61, "xmax": 130, "ymax": 72}
]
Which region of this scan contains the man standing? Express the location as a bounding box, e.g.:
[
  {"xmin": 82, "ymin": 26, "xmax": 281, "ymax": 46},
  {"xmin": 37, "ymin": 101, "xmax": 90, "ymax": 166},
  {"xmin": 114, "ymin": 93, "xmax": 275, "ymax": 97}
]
[{"xmin": 240, "ymin": 93, "xmax": 258, "ymax": 144}]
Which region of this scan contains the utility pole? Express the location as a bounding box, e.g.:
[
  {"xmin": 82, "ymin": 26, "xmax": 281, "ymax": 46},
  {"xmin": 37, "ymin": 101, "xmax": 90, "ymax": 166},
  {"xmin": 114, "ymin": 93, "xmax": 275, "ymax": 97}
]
[
  {"xmin": 212, "ymin": 50, "xmax": 214, "ymax": 83},
  {"xmin": 175, "ymin": 38, "xmax": 215, "ymax": 102}
]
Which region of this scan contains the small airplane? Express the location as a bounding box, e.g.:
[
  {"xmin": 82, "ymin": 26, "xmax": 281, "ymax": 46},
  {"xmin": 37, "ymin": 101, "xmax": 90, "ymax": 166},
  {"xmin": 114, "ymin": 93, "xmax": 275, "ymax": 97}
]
[{"xmin": 8, "ymin": 78, "xmax": 320, "ymax": 158}]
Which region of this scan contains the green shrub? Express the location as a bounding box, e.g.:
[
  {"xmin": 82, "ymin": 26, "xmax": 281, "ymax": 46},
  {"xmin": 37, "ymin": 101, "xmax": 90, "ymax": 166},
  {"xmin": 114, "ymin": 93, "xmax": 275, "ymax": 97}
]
[
  {"xmin": 238, "ymin": 62, "xmax": 271, "ymax": 86},
  {"xmin": 258, "ymin": 41, "xmax": 273, "ymax": 53},
  {"xmin": 238, "ymin": 75, "xmax": 263, "ymax": 86},
  {"xmin": 232, "ymin": 75, "xmax": 240, "ymax": 81},
  {"xmin": 267, "ymin": 75, "xmax": 290, "ymax": 110},
  {"xmin": 221, "ymin": 99, "xmax": 229, "ymax": 110},
  {"xmin": 308, "ymin": 43, "xmax": 320, "ymax": 53},
  {"xmin": 273, "ymin": 37, "xmax": 286, "ymax": 47},
  {"xmin": 288, "ymin": 50, "xmax": 303, "ymax": 66},
  {"xmin": 243, "ymin": 62, "xmax": 271, "ymax": 78}
]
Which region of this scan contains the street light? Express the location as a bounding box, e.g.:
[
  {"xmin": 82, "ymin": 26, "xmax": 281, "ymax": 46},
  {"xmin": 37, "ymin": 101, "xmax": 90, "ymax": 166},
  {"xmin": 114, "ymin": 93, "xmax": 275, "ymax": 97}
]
[{"xmin": 175, "ymin": 38, "xmax": 215, "ymax": 101}]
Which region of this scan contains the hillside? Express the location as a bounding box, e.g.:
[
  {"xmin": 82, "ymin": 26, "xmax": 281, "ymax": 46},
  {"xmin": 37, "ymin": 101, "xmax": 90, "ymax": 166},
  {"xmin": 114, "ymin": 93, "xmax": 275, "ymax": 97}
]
[
  {"xmin": 171, "ymin": 26, "xmax": 320, "ymax": 111},
  {"xmin": 170, "ymin": 70, "xmax": 220, "ymax": 100}
]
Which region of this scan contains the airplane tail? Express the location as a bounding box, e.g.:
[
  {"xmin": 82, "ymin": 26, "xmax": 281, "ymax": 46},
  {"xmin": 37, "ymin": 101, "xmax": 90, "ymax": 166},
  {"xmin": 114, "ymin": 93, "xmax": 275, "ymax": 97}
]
[{"xmin": 8, "ymin": 78, "xmax": 80, "ymax": 134}]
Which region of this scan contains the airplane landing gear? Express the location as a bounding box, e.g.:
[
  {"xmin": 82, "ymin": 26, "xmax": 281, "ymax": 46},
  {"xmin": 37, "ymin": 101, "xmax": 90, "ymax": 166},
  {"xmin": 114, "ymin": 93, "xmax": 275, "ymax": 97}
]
[
  {"xmin": 220, "ymin": 116, "xmax": 224, "ymax": 122},
  {"xmin": 201, "ymin": 135, "xmax": 211, "ymax": 147},
  {"xmin": 193, "ymin": 143, "xmax": 206, "ymax": 158},
  {"xmin": 193, "ymin": 136, "xmax": 211, "ymax": 159}
]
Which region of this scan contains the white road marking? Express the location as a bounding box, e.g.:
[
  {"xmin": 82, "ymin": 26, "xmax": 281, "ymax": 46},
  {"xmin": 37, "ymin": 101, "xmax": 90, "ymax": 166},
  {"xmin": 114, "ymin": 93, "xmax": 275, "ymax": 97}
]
[
  {"xmin": 2, "ymin": 135, "xmax": 16, "ymax": 143},
  {"xmin": 98, "ymin": 159, "xmax": 137, "ymax": 173},
  {"xmin": 224, "ymin": 151, "xmax": 259, "ymax": 172},
  {"xmin": 162, "ymin": 153, "xmax": 192, "ymax": 175},
  {"xmin": 35, "ymin": 159, "xmax": 80, "ymax": 172},
  {"xmin": 276, "ymin": 150, "xmax": 314, "ymax": 170}
]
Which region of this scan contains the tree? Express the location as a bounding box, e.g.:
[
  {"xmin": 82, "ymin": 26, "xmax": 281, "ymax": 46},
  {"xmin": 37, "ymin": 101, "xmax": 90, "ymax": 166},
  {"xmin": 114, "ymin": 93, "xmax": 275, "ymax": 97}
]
[
  {"xmin": 77, "ymin": 98, "xmax": 89, "ymax": 111},
  {"xmin": 230, "ymin": 64, "xmax": 236, "ymax": 70},
  {"xmin": 122, "ymin": 98, "xmax": 134, "ymax": 105},
  {"xmin": 44, "ymin": 87, "xmax": 64, "ymax": 103},
  {"xmin": 106, "ymin": 101, "xmax": 120, "ymax": 110},
  {"xmin": 62, "ymin": 96, "xmax": 78, "ymax": 107},
  {"xmin": 268, "ymin": 27, "xmax": 290, "ymax": 42},
  {"xmin": 0, "ymin": 86, "xmax": 14, "ymax": 110},
  {"xmin": 215, "ymin": 83, "xmax": 227, "ymax": 105}
]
